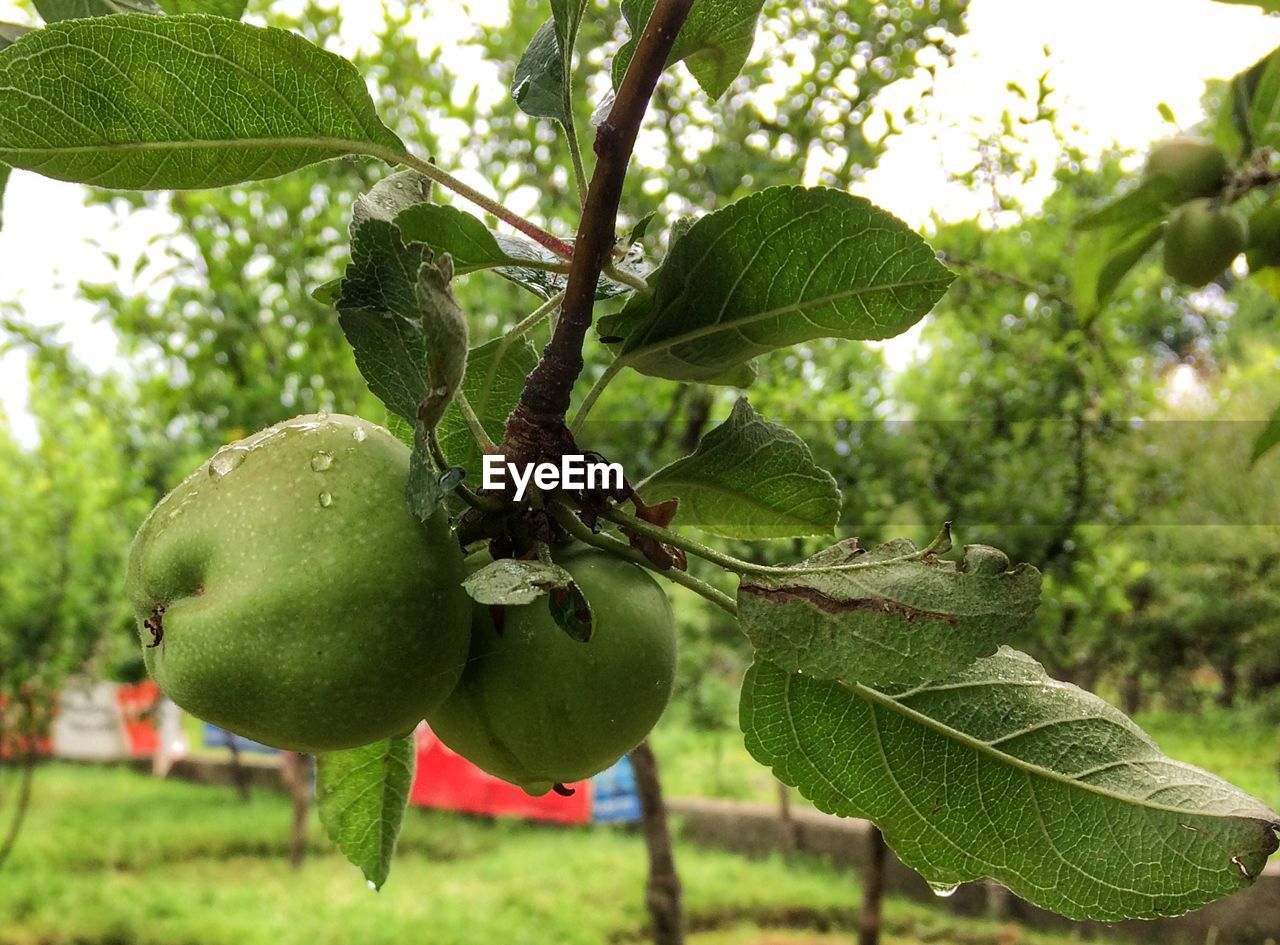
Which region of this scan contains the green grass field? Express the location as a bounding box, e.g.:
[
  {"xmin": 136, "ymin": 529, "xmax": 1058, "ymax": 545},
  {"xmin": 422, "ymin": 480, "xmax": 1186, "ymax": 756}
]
[{"xmin": 0, "ymin": 763, "xmax": 1120, "ymax": 945}]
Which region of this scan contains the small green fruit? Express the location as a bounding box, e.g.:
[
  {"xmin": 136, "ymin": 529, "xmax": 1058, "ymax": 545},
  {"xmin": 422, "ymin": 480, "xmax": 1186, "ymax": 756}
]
[
  {"xmin": 427, "ymin": 546, "xmax": 677, "ymax": 795},
  {"xmin": 126, "ymin": 413, "xmax": 471, "ymax": 752},
  {"xmin": 1162, "ymin": 199, "xmax": 1246, "ymax": 288},
  {"xmin": 1145, "ymin": 138, "xmax": 1228, "ymax": 199},
  {"xmin": 1246, "ymin": 198, "xmax": 1280, "ymax": 270}
]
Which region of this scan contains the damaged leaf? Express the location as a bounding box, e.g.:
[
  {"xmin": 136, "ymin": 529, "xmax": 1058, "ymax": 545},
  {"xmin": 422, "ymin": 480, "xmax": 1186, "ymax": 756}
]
[{"xmin": 738, "ymin": 538, "xmax": 1042, "ymax": 688}]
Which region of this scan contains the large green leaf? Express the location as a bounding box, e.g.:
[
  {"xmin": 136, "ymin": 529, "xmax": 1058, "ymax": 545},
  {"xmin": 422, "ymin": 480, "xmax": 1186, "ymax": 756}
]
[
  {"xmin": 740, "ymin": 539, "xmax": 1042, "ymax": 687},
  {"xmin": 614, "ymin": 187, "xmax": 953, "ymax": 382},
  {"xmin": 638, "ymin": 398, "xmax": 841, "ymax": 539},
  {"xmin": 156, "ymin": 0, "xmax": 247, "ymax": 17},
  {"xmin": 436, "ymin": 335, "xmax": 538, "ymax": 481},
  {"xmin": 1251, "ymin": 402, "xmax": 1280, "ymax": 466},
  {"xmin": 336, "ymin": 219, "xmax": 466, "ymax": 426},
  {"xmin": 741, "ymin": 650, "xmax": 1280, "ymax": 921},
  {"xmin": 0, "ymin": 15, "xmax": 405, "ymax": 190},
  {"xmin": 316, "ymin": 734, "xmax": 416, "ymax": 891},
  {"xmin": 613, "ymin": 0, "xmax": 765, "ymax": 99},
  {"xmin": 34, "ymin": 0, "xmax": 159, "ymax": 21}
]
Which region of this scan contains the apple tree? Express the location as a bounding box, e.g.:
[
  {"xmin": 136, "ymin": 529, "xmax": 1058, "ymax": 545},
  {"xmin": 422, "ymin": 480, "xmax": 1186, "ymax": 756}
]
[{"xmin": 0, "ymin": 2, "xmax": 1276, "ymax": 938}]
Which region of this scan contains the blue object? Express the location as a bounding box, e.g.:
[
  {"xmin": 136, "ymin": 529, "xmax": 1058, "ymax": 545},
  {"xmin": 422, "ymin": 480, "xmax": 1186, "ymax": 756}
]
[
  {"xmin": 202, "ymin": 723, "xmax": 278, "ymax": 755},
  {"xmin": 591, "ymin": 755, "xmax": 641, "ymax": 824}
]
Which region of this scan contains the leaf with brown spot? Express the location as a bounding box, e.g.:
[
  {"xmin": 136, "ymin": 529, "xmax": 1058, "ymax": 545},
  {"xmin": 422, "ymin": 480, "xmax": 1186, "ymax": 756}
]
[{"xmin": 738, "ymin": 537, "xmax": 1041, "ymax": 688}]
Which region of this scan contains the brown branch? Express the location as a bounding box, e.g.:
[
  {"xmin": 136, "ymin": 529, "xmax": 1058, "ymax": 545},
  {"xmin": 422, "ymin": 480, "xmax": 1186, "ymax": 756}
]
[{"xmin": 501, "ymin": 0, "xmax": 696, "ymax": 466}]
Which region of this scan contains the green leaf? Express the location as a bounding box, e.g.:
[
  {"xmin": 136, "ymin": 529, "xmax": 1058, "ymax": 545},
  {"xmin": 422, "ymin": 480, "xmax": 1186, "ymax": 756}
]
[
  {"xmin": 739, "ymin": 539, "xmax": 1042, "ymax": 688},
  {"xmin": 0, "ymin": 15, "xmax": 405, "ymax": 190},
  {"xmin": 0, "ymin": 23, "xmax": 33, "ymax": 49},
  {"xmin": 352, "ymin": 170, "xmax": 433, "ymax": 229},
  {"xmin": 436, "ymin": 335, "xmax": 538, "ymax": 481},
  {"xmin": 638, "ymin": 398, "xmax": 841, "ymax": 539},
  {"xmin": 415, "ymin": 256, "xmax": 469, "ymax": 432},
  {"xmin": 512, "ymin": 20, "xmax": 568, "ymax": 123},
  {"xmin": 336, "ymin": 220, "xmax": 467, "ymax": 425},
  {"xmin": 511, "ymin": 0, "xmax": 587, "ymax": 124},
  {"xmin": 1212, "ymin": 0, "xmax": 1280, "ymax": 12},
  {"xmin": 741, "ymin": 650, "xmax": 1280, "ymax": 921},
  {"xmin": 395, "ymin": 202, "xmax": 646, "ymax": 299},
  {"xmin": 156, "ymin": 0, "xmax": 247, "ymax": 17},
  {"xmin": 34, "ymin": 0, "xmax": 159, "ymax": 21},
  {"xmin": 405, "ymin": 433, "xmax": 445, "ymax": 521},
  {"xmin": 1247, "ymin": 46, "xmax": 1280, "ymax": 151},
  {"xmin": 1075, "ymin": 175, "xmax": 1179, "ymax": 232},
  {"xmin": 463, "ymin": 558, "xmax": 577, "ymax": 606},
  {"xmin": 1073, "ymin": 220, "xmax": 1164, "ymax": 317},
  {"xmin": 0, "ymin": 164, "xmax": 10, "ymax": 233},
  {"xmin": 316, "ymin": 734, "xmax": 416, "ymax": 891},
  {"xmin": 613, "ymin": 0, "xmax": 765, "ymax": 99},
  {"xmin": 312, "ymin": 277, "xmax": 342, "ymax": 306},
  {"xmin": 550, "ymin": 0, "xmax": 589, "ymax": 60},
  {"xmin": 1251, "ymin": 403, "xmax": 1280, "ymax": 466},
  {"xmin": 614, "ymin": 187, "xmax": 953, "ymax": 382},
  {"xmin": 396, "ymin": 203, "xmax": 519, "ymax": 273}
]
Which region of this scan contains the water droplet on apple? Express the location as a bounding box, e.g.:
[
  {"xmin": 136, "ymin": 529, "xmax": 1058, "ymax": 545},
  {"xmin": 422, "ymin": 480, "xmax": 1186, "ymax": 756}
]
[
  {"xmin": 310, "ymin": 451, "xmax": 334, "ymax": 472},
  {"xmin": 316, "ymin": 410, "xmax": 330, "ymax": 422},
  {"xmin": 928, "ymin": 882, "xmax": 959, "ymax": 898},
  {"xmin": 208, "ymin": 446, "xmax": 247, "ymax": 481},
  {"xmin": 318, "ymin": 491, "xmax": 333, "ymax": 508},
  {"xmin": 352, "ymin": 427, "xmax": 368, "ymax": 443}
]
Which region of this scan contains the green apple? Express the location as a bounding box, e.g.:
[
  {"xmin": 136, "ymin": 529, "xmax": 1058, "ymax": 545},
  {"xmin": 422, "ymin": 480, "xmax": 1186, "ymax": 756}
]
[
  {"xmin": 1162, "ymin": 199, "xmax": 1246, "ymax": 288},
  {"xmin": 1246, "ymin": 197, "xmax": 1280, "ymax": 270},
  {"xmin": 1145, "ymin": 138, "xmax": 1228, "ymax": 200},
  {"xmin": 126, "ymin": 413, "xmax": 471, "ymax": 752},
  {"xmin": 427, "ymin": 545, "xmax": 677, "ymax": 795}
]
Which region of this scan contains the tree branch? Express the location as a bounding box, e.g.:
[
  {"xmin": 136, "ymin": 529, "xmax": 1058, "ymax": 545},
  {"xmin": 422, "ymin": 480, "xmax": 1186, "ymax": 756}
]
[{"xmin": 501, "ymin": 0, "xmax": 696, "ymax": 465}]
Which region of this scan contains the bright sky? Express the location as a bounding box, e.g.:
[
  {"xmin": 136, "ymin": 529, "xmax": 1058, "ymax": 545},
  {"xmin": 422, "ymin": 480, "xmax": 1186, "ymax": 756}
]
[{"xmin": 2, "ymin": 0, "xmax": 1280, "ymax": 444}]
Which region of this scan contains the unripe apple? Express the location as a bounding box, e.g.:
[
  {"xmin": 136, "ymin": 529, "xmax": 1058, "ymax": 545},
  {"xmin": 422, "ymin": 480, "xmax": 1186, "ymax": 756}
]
[
  {"xmin": 126, "ymin": 413, "xmax": 471, "ymax": 752},
  {"xmin": 1162, "ymin": 199, "xmax": 1247, "ymax": 288},
  {"xmin": 1246, "ymin": 198, "xmax": 1280, "ymax": 270},
  {"xmin": 1145, "ymin": 138, "xmax": 1228, "ymax": 200},
  {"xmin": 427, "ymin": 546, "xmax": 677, "ymax": 795}
]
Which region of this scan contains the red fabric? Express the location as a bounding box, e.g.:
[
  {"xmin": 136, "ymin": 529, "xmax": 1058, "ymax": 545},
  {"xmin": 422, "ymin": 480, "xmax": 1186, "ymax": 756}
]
[
  {"xmin": 0, "ymin": 694, "xmax": 52, "ymax": 758},
  {"xmin": 116, "ymin": 682, "xmax": 161, "ymax": 757},
  {"xmin": 410, "ymin": 726, "xmax": 591, "ymax": 824}
]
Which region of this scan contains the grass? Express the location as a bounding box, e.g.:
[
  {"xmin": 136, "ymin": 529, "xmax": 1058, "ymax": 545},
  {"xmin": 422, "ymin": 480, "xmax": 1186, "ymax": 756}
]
[{"xmin": 0, "ymin": 763, "xmax": 1116, "ymax": 945}]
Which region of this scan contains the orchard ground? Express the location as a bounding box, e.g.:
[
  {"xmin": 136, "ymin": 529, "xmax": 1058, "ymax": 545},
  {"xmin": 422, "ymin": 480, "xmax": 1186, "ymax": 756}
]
[
  {"xmin": 2, "ymin": 699, "xmax": 1272, "ymax": 945},
  {"xmin": 0, "ymin": 762, "xmax": 1127, "ymax": 945}
]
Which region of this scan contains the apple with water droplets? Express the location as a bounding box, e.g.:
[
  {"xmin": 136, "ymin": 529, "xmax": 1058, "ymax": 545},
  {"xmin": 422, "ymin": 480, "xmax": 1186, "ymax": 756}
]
[{"xmin": 125, "ymin": 413, "xmax": 471, "ymax": 752}]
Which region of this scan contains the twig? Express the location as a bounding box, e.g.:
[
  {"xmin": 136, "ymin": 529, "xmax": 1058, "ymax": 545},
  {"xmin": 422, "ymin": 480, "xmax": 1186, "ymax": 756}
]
[
  {"xmin": 501, "ymin": 0, "xmax": 697, "ymax": 465},
  {"xmin": 549, "ymin": 503, "xmax": 739, "ymax": 614},
  {"xmin": 381, "ymin": 149, "xmax": 576, "ymax": 261}
]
